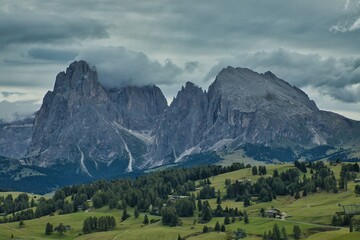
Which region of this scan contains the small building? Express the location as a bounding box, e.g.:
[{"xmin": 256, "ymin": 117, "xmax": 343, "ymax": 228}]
[
  {"xmin": 354, "ymin": 179, "xmax": 360, "ymax": 183},
  {"xmin": 237, "ymin": 178, "xmax": 252, "ymax": 184},
  {"xmin": 265, "ymin": 209, "xmax": 282, "ymax": 218},
  {"xmin": 169, "ymin": 195, "xmax": 189, "ymax": 201}
]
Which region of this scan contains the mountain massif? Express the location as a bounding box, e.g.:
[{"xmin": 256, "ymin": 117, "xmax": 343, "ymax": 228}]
[{"xmin": 1, "ymin": 60, "xmax": 359, "ymax": 192}]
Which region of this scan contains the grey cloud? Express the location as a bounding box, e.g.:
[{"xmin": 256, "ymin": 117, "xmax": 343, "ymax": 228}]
[
  {"xmin": 27, "ymin": 48, "xmax": 78, "ymax": 62},
  {"xmin": 0, "ymin": 5, "xmax": 109, "ymax": 47},
  {"xmin": 1, "ymin": 91, "xmax": 25, "ymax": 98},
  {"xmin": 0, "ymin": 100, "xmax": 40, "ymax": 122},
  {"xmin": 205, "ymin": 49, "xmax": 360, "ymax": 103},
  {"xmin": 184, "ymin": 61, "xmax": 199, "ymax": 73},
  {"xmin": 78, "ymin": 47, "xmax": 185, "ymax": 88}
]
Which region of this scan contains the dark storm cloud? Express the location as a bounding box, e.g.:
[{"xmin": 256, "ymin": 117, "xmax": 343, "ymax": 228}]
[
  {"xmin": 28, "ymin": 48, "xmax": 78, "ymax": 62},
  {"xmin": 78, "ymin": 47, "xmax": 184, "ymax": 87},
  {"xmin": 0, "ymin": 5, "xmax": 109, "ymax": 47},
  {"xmin": 205, "ymin": 49, "xmax": 360, "ymax": 103},
  {"xmin": 1, "ymin": 0, "xmax": 360, "ymax": 118}
]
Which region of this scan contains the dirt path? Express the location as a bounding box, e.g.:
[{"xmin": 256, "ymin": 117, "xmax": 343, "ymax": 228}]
[
  {"xmin": 0, "ymin": 223, "xmax": 22, "ymax": 232},
  {"xmin": 112, "ymin": 228, "xmax": 131, "ymax": 240},
  {"xmin": 253, "ymin": 216, "xmax": 347, "ymax": 229}
]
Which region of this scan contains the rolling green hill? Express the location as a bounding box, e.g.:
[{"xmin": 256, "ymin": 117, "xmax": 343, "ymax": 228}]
[{"xmin": 0, "ymin": 162, "xmax": 359, "ymax": 240}]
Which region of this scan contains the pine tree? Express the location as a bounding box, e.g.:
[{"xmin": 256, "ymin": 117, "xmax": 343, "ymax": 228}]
[
  {"xmin": 177, "ymin": 234, "xmax": 182, "ymax": 240},
  {"xmin": 215, "ymin": 221, "xmax": 221, "ymax": 232},
  {"xmin": 30, "ymin": 198, "xmax": 35, "ymax": 208},
  {"xmin": 19, "ymin": 220, "xmax": 25, "ymax": 228},
  {"xmin": 263, "ymin": 231, "xmax": 268, "ymax": 240},
  {"xmin": 45, "ymin": 222, "xmax": 53, "ymax": 235},
  {"xmin": 121, "ymin": 208, "xmax": 130, "ymax": 221},
  {"xmin": 260, "ymin": 208, "xmax": 265, "ymax": 217},
  {"xmin": 221, "ymin": 224, "xmax": 226, "ymax": 232},
  {"xmin": 216, "ymin": 195, "xmax": 221, "ymax": 204},
  {"xmin": 224, "ymin": 214, "xmax": 230, "ymax": 225},
  {"xmin": 82, "ymin": 219, "xmax": 92, "ymax": 234},
  {"xmin": 197, "ymin": 199, "xmax": 203, "ymax": 211},
  {"xmin": 282, "ymin": 226, "xmax": 289, "ymax": 240},
  {"xmin": 272, "ymin": 224, "xmax": 281, "ymax": 240},
  {"xmin": 55, "ymin": 223, "xmax": 66, "ymax": 235},
  {"xmin": 203, "ymin": 225, "xmax": 209, "ymax": 233},
  {"xmin": 252, "ymin": 166, "xmax": 258, "ymax": 175},
  {"xmin": 143, "ymin": 215, "xmax": 149, "ymax": 224},
  {"xmin": 134, "ymin": 206, "xmax": 139, "ymax": 218},
  {"xmin": 293, "ymin": 225, "xmax": 301, "ymax": 240},
  {"xmin": 244, "ymin": 197, "xmax": 251, "ymax": 207},
  {"xmin": 244, "ymin": 211, "xmax": 249, "ymax": 224},
  {"xmin": 201, "ymin": 201, "xmax": 212, "ymax": 222}
]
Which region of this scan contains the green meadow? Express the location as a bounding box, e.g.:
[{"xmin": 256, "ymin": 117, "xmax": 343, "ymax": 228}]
[{"xmin": 0, "ymin": 162, "xmax": 359, "ymax": 240}]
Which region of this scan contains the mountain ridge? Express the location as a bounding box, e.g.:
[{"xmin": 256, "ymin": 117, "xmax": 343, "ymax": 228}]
[{"xmin": 0, "ymin": 60, "xmax": 359, "ymax": 191}]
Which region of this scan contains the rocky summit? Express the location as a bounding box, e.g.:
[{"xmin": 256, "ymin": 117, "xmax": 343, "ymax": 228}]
[
  {"xmin": 150, "ymin": 66, "xmax": 360, "ymax": 165},
  {"xmin": 25, "ymin": 60, "xmax": 167, "ymax": 177},
  {"xmin": 1, "ymin": 61, "xmax": 359, "ymax": 182}
]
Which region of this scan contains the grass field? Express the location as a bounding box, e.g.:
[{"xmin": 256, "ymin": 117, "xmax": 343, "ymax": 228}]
[{"xmin": 0, "ymin": 162, "xmax": 358, "ymax": 239}]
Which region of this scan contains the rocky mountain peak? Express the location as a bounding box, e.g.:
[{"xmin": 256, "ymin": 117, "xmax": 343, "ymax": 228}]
[
  {"xmin": 209, "ymin": 66, "xmax": 318, "ymax": 113},
  {"xmin": 53, "ymin": 60, "xmax": 101, "ymax": 98},
  {"xmin": 262, "ymin": 70, "xmax": 277, "ymax": 79}
]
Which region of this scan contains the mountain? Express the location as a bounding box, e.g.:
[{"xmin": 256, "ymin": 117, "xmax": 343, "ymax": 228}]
[
  {"xmin": 25, "ymin": 60, "xmax": 167, "ymax": 177},
  {"xmin": 0, "ymin": 118, "xmax": 33, "ymax": 159},
  {"xmin": 1, "ymin": 61, "xmax": 359, "ymax": 193},
  {"xmin": 151, "ymin": 66, "xmax": 360, "ymax": 164}
]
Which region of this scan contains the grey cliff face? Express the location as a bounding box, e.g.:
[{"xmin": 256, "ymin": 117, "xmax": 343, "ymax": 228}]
[
  {"xmin": 108, "ymin": 85, "xmax": 168, "ymax": 131},
  {"xmin": 0, "ymin": 118, "xmax": 33, "ymax": 159},
  {"xmin": 27, "ymin": 60, "xmax": 167, "ymax": 176},
  {"xmin": 150, "ymin": 66, "xmax": 360, "ymax": 165},
  {"xmin": 2, "ymin": 61, "xmax": 359, "ymax": 177},
  {"xmin": 149, "ymin": 82, "xmax": 208, "ymax": 166}
]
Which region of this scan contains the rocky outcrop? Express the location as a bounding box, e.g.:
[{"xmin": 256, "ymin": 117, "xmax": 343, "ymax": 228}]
[
  {"xmin": 108, "ymin": 85, "xmax": 167, "ymax": 131},
  {"xmin": 150, "ymin": 67, "xmax": 360, "ymax": 164},
  {"xmin": 149, "ymin": 82, "xmax": 208, "ymax": 165},
  {"xmin": 3, "ymin": 61, "xmax": 359, "ymax": 177},
  {"xmin": 26, "ymin": 60, "xmax": 167, "ymax": 176}
]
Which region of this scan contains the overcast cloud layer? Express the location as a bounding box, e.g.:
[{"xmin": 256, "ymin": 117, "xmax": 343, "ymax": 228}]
[{"xmin": 0, "ymin": 0, "xmax": 359, "ymax": 120}]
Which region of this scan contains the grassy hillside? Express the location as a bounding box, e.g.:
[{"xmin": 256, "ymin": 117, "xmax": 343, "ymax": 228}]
[{"xmin": 0, "ymin": 162, "xmax": 359, "ymax": 240}]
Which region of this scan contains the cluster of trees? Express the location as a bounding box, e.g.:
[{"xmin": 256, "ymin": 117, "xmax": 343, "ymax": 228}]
[
  {"xmin": 331, "ymin": 214, "xmax": 352, "ymax": 227},
  {"xmin": 226, "ymin": 160, "xmax": 355, "ymax": 204},
  {"xmin": 339, "ymin": 163, "xmax": 359, "ymax": 190},
  {"xmin": 161, "ymin": 206, "xmax": 180, "ymax": 226},
  {"xmin": 262, "ymin": 224, "xmax": 301, "ymax": 240},
  {"xmin": 294, "ymin": 160, "xmax": 307, "ymax": 173},
  {"xmin": 44, "ymin": 222, "xmax": 69, "ymax": 235},
  {"xmin": 252, "ymin": 165, "xmax": 267, "ymax": 175},
  {"xmin": 198, "ymin": 185, "xmax": 215, "ymax": 199},
  {"xmin": 0, "ymin": 193, "xmax": 34, "ymax": 215},
  {"xmin": 226, "ymin": 168, "xmax": 301, "ymax": 203},
  {"xmin": 82, "ymin": 216, "xmax": 116, "ymax": 234},
  {"xmin": 1, "ymin": 163, "xmax": 248, "ymax": 225}
]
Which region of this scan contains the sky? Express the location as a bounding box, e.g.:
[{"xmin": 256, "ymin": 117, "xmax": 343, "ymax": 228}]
[{"xmin": 0, "ymin": 0, "xmax": 360, "ymax": 121}]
